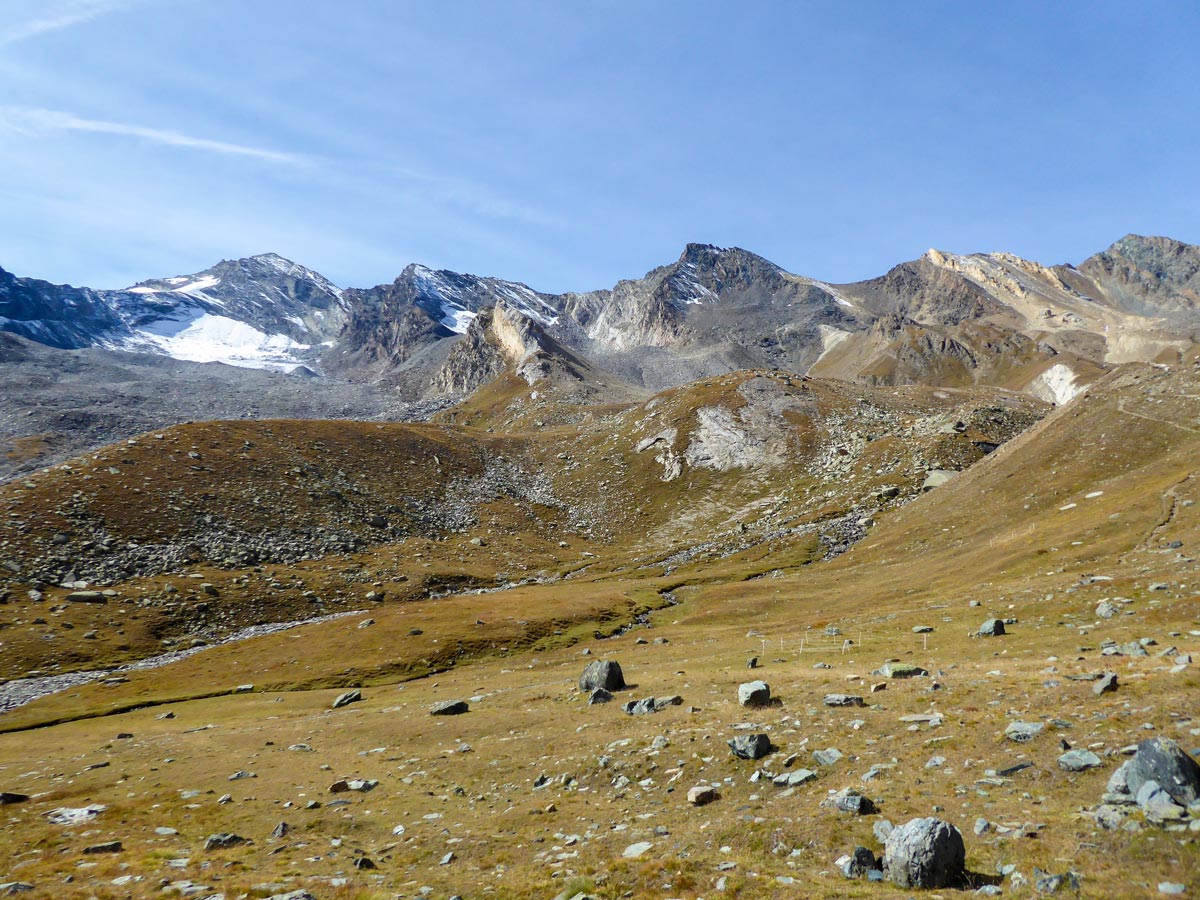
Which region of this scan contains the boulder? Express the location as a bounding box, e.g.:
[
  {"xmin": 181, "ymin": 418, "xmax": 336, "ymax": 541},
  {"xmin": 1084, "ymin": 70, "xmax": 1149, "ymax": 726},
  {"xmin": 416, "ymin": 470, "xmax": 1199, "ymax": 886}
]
[
  {"xmin": 687, "ymin": 785, "xmax": 719, "ymax": 806},
  {"xmin": 1126, "ymin": 738, "xmax": 1200, "ymax": 807},
  {"xmin": 883, "ymin": 817, "xmax": 966, "ymax": 888},
  {"xmin": 579, "ymin": 660, "xmax": 625, "ymax": 693},
  {"xmin": 978, "ymin": 619, "xmax": 1006, "ymax": 636},
  {"xmin": 1094, "ymin": 673, "xmax": 1118, "ymax": 695},
  {"xmin": 728, "ymin": 734, "xmax": 773, "ymax": 760},
  {"xmin": 331, "ymin": 689, "xmax": 361, "ymax": 709},
  {"xmin": 430, "ymin": 699, "xmax": 469, "ymax": 716},
  {"xmin": 738, "ymin": 680, "xmax": 771, "ymax": 707},
  {"xmin": 587, "ymin": 688, "xmax": 613, "ymax": 705}
]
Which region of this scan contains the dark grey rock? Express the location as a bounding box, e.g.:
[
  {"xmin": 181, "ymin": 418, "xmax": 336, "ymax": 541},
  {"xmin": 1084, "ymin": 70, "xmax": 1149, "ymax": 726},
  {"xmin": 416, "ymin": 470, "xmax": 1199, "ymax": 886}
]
[
  {"xmin": 0, "ymin": 792, "xmax": 28, "ymax": 805},
  {"xmin": 579, "ymin": 659, "xmax": 626, "ymax": 693},
  {"xmin": 728, "ymin": 734, "xmax": 773, "ymax": 760},
  {"xmin": 331, "ymin": 689, "xmax": 361, "ymax": 709},
  {"xmin": 1094, "ymin": 673, "xmax": 1118, "ymax": 695},
  {"xmin": 588, "ymin": 687, "xmax": 613, "ymax": 705},
  {"xmin": 978, "ymin": 619, "xmax": 1006, "ymax": 636},
  {"xmin": 883, "ymin": 817, "xmax": 966, "ymax": 888},
  {"xmin": 82, "ymin": 841, "xmax": 123, "ymax": 854},
  {"xmin": 1127, "ymin": 737, "xmax": 1200, "ymax": 807},
  {"xmin": 838, "ymin": 846, "xmax": 880, "ymax": 878},
  {"xmin": 65, "ymin": 591, "xmax": 106, "ymax": 603},
  {"xmin": 271, "ymin": 821, "xmax": 289, "ymax": 838},
  {"xmin": 430, "ymin": 699, "xmax": 469, "ymax": 716},
  {"xmin": 204, "ymin": 833, "xmax": 248, "ymax": 850},
  {"xmin": 623, "ymin": 697, "xmax": 657, "ymax": 716}
]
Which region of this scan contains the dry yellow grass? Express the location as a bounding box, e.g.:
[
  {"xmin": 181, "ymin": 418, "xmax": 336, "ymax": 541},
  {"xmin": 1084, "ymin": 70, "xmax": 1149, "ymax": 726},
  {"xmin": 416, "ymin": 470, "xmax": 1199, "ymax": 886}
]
[{"xmin": 0, "ymin": 362, "xmax": 1197, "ymax": 897}]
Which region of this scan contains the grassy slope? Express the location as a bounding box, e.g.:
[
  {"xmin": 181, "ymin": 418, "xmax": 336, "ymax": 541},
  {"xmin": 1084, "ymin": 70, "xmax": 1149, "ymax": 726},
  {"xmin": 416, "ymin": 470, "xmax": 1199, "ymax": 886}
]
[{"xmin": 0, "ymin": 364, "xmax": 1196, "ymax": 897}]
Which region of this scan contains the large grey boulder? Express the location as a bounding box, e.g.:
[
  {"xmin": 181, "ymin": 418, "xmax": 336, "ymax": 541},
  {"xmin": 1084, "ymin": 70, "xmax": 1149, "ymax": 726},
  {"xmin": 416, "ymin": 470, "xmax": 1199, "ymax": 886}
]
[
  {"xmin": 1126, "ymin": 738, "xmax": 1200, "ymax": 807},
  {"xmin": 978, "ymin": 619, "xmax": 1006, "ymax": 636},
  {"xmin": 579, "ymin": 660, "xmax": 626, "ymax": 693},
  {"xmin": 738, "ymin": 680, "xmax": 771, "ymax": 707},
  {"xmin": 883, "ymin": 817, "xmax": 966, "ymax": 888}
]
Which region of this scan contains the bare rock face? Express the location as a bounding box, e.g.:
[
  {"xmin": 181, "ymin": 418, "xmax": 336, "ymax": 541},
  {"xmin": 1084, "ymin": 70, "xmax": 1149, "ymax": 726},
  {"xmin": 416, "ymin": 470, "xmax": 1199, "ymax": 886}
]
[
  {"xmin": 883, "ymin": 817, "xmax": 966, "ymax": 888},
  {"xmin": 579, "ymin": 660, "xmax": 626, "ymax": 693}
]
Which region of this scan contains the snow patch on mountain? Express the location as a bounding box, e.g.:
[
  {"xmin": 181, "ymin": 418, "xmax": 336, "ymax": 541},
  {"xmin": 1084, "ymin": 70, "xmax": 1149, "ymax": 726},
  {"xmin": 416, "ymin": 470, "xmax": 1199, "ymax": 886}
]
[
  {"xmin": 103, "ymin": 303, "xmax": 310, "ymax": 372},
  {"xmin": 1029, "ymin": 363, "xmax": 1083, "ymax": 406}
]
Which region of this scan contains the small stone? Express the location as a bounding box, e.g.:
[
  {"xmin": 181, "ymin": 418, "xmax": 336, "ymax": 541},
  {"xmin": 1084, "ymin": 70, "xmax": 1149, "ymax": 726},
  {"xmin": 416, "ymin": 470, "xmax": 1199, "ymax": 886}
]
[
  {"xmin": 82, "ymin": 841, "xmax": 122, "ymax": 854},
  {"xmin": 880, "ymin": 662, "xmax": 928, "ymax": 678},
  {"xmin": 588, "ymin": 687, "xmax": 613, "ymax": 705},
  {"xmin": 813, "ymin": 747, "xmax": 844, "ymax": 767},
  {"xmin": 1058, "ymin": 749, "xmax": 1103, "ymax": 772},
  {"xmin": 728, "ymin": 734, "xmax": 773, "ymax": 760},
  {"xmin": 1005, "ymin": 721, "xmax": 1045, "ymax": 742},
  {"xmin": 622, "ymin": 841, "xmax": 653, "ymax": 858},
  {"xmin": 329, "ymin": 779, "xmax": 377, "ymax": 793},
  {"xmin": 688, "ymin": 785, "xmax": 719, "ymax": 806},
  {"xmin": 331, "ymin": 689, "xmax": 361, "ymax": 709},
  {"xmin": 204, "ymin": 833, "xmax": 248, "ymax": 851},
  {"xmin": 822, "ymin": 787, "xmax": 877, "ymax": 815},
  {"xmin": 824, "ymin": 693, "xmax": 865, "ymax": 707},
  {"xmin": 1094, "ymin": 673, "xmax": 1118, "ymax": 695},
  {"xmin": 271, "ymin": 821, "xmax": 289, "ymax": 838},
  {"xmin": 1159, "ymin": 883, "xmax": 1187, "ymax": 895}
]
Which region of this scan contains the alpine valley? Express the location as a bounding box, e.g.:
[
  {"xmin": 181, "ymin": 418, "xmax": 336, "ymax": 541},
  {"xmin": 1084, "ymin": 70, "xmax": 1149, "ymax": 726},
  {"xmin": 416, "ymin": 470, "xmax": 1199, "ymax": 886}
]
[{"xmin": 0, "ymin": 234, "xmax": 1197, "ymax": 900}]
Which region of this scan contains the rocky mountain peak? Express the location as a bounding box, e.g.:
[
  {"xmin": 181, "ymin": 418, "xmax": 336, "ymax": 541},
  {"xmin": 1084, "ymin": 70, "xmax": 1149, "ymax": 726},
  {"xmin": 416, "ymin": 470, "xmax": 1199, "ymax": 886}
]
[{"xmin": 1077, "ymin": 233, "xmax": 1200, "ymax": 313}]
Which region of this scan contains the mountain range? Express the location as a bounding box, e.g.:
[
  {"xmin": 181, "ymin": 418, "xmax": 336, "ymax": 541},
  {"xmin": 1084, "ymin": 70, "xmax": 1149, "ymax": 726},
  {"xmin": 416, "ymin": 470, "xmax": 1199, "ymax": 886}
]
[
  {"xmin": 3, "ymin": 235, "xmax": 1197, "ymax": 407},
  {"xmin": 2, "ymin": 233, "xmax": 1199, "ymax": 483}
]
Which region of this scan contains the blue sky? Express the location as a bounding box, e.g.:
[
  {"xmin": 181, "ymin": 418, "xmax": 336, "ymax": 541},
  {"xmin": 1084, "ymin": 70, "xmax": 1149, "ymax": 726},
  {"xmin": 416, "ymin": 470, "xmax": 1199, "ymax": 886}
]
[{"xmin": 1, "ymin": 1, "xmax": 1197, "ymax": 292}]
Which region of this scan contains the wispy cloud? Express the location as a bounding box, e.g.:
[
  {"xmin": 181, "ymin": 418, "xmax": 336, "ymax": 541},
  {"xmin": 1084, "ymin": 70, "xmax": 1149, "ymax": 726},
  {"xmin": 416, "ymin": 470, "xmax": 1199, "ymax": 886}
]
[
  {"xmin": 0, "ymin": 106, "xmax": 307, "ymax": 165},
  {"xmin": 0, "ymin": 0, "xmax": 142, "ymax": 47}
]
